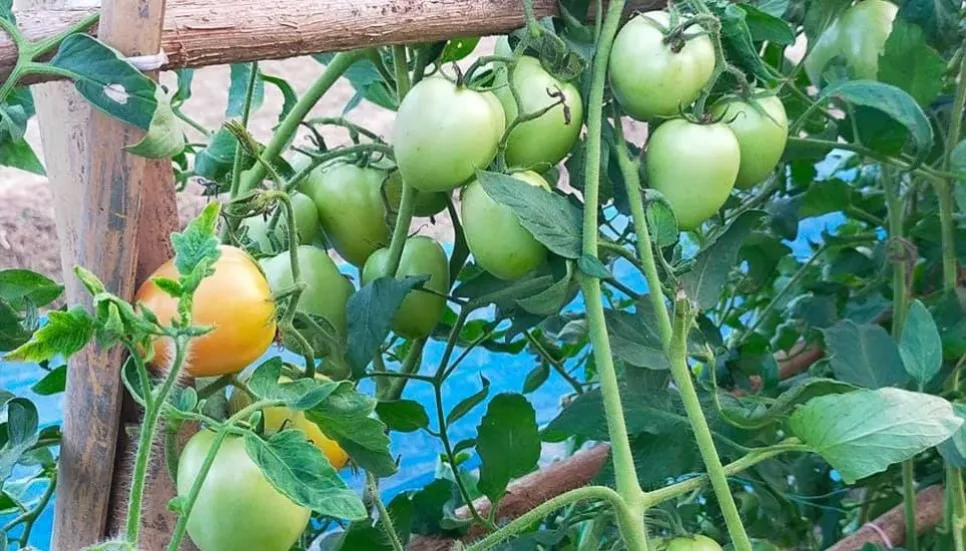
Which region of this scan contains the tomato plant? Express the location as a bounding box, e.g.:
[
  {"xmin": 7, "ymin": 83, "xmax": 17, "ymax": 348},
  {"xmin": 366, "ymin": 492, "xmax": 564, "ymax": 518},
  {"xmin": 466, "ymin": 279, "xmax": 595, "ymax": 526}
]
[{"xmin": 2, "ymin": 1, "xmax": 966, "ymax": 551}]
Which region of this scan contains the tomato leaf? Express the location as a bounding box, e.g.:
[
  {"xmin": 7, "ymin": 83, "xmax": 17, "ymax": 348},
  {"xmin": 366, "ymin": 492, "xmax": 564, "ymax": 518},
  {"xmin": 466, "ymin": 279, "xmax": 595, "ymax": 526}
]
[
  {"xmin": 899, "ymin": 300, "xmax": 943, "ymax": 390},
  {"xmin": 248, "ymin": 357, "xmax": 343, "ymax": 410},
  {"xmin": 736, "ymin": 4, "xmax": 795, "ymax": 45},
  {"xmin": 124, "ymin": 87, "xmax": 186, "ymax": 159},
  {"xmin": 605, "ymin": 307, "xmax": 669, "ymax": 370},
  {"xmin": 522, "ymin": 362, "xmax": 550, "ymax": 394},
  {"xmin": 938, "ymin": 404, "xmax": 966, "ymax": 467},
  {"xmin": 4, "ymin": 307, "xmax": 94, "ymax": 363},
  {"xmin": 477, "ymin": 170, "xmax": 583, "ymax": 259},
  {"xmin": 46, "ymin": 34, "xmax": 158, "ymax": 131},
  {"xmin": 244, "ymin": 430, "xmax": 366, "ymax": 520},
  {"xmin": 440, "ymin": 37, "xmax": 481, "ymax": 62},
  {"xmin": 260, "ymin": 73, "xmax": 298, "ymax": 124},
  {"xmin": 376, "ymin": 399, "xmax": 430, "ymax": 433},
  {"xmin": 0, "ymin": 398, "xmax": 39, "ymax": 481},
  {"xmin": 446, "ymin": 375, "xmax": 490, "ymax": 424},
  {"xmin": 682, "ymin": 210, "xmax": 765, "ymax": 311},
  {"xmin": 345, "ymin": 275, "xmax": 429, "ymax": 378},
  {"xmin": 476, "ymin": 393, "xmax": 540, "ymax": 504},
  {"xmin": 717, "ymin": 378, "xmax": 856, "ymax": 430},
  {"xmin": 822, "ymin": 320, "xmax": 909, "ymax": 389},
  {"xmin": 577, "ymin": 255, "xmax": 610, "ymax": 280},
  {"xmin": 0, "ymin": 138, "xmax": 45, "ymax": 175},
  {"xmin": 790, "ymin": 388, "xmax": 962, "ymax": 483},
  {"xmin": 820, "ymin": 80, "xmax": 934, "ymax": 165},
  {"xmin": 226, "ymin": 63, "xmax": 265, "ymax": 117},
  {"xmin": 170, "ymin": 202, "xmax": 222, "ymax": 290},
  {"xmin": 0, "ymin": 300, "xmax": 30, "ymax": 352},
  {"xmin": 30, "ymin": 365, "xmax": 66, "ymax": 396},
  {"xmin": 194, "ymin": 128, "xmax": 239, "ymax": 183},
  {"xmin": 644, "ymin": 190, "xmax": 679, "ymax": 247},
  {"xmin": 715, "ymin": 4, "xmax": 778, "ymax": 84},
  {"xmin": 898, "ymin": 0, "xmax": 962, "ymax": 51},
  {"xmin": 305, "ymin": 384, "xmax": 397, "ymax": 476},
  {"xmin": 0, "ymin": 270, "xmax": 63, "ymax": 310},
  {"xmin": 877, "ymin": 19, "xmax": 945, "ymax": 107}
]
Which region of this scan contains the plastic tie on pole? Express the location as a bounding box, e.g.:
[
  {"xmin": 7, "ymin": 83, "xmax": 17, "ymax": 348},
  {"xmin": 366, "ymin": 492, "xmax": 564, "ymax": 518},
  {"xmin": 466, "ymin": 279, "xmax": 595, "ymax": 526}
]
[
  {"xmin": 126, "ymin": 49, "xmax": 168, "ymax": 72},
  {"xmin": 861, "ymin": 522, "xmax": 893, "ymax": 548}
]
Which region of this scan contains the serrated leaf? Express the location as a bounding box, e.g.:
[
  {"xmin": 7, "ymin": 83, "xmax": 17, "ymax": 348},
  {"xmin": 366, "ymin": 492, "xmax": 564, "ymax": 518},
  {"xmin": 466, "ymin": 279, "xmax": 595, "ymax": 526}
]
[
  {"xmin": 477, "ymin": 170, "xmax": 583, "ymax": 259},
  {"xmin": 376, "ymin": 399, "xmax": 430, "ymax": 433},
  {"xmin": 346, "ymin": 276, "xmax": 428, "ymax": 377},
  {"xmin": 304, "ymin": 385, "xmax": 397, "ymax": 476},
  {"xmin": 447, "ymin": 376, "xmax": 490, "ymax": 424},
  {"xmin": 877, "ymin": 19, "xmax": 945, "ymax": 107},
  {"xmin": 260, "ymin": 74, "xmax": 297, "ymax": 124},
  {"xmin": 248, "ymin": 357, "xmax": 342, "ymax": 409},
  {"xmin": 245, "ymin": 430, "xmax": 365, "ymax": 519},
  {"xmin": 821, "ymin": 80, "xmax": 934, "ymax": 165},
  {"xmin": 226, "ymin": 63, "xmax": 265, "ymax": 117},
  {"xmin": 683, "ymin": 210, "xmax": 765, "ymax": 310},
  {"xmin": 715, "ymin": 4, "xmax": 778, "ymax": 84},
  {"xmin": 515, "ymin": 262, "xmax": 575, "ymax": 316},
  {"xmin": 476, "ymin": 393, "xmax": 540, "ymax": 503},
  {"xmin": 48, "ymin": 34, "xmax": 158, "ymax": 131},
  {"xmin": 644, "ymin": 191, "xmax": 679, "ymax": 247},
  {"xmin": 899, "ymin": 300, "xmax": 943, "ymax": 389},
  {"xmin": 823, "ymin": 320, "xmax": 909, "ymax": 389},
  {"xmin": 790, "ymin": 388, "xmax": 962, "ymax": 483},
  {"xmin": 718, "ymin": 378, "xmax": 856, "ymax": 430},
  {"xmin": 171, "ymin": 202, "xmax": 222, "ymax": 280},
  {"xmin": 0, "ymin": 300, "xmax": 29, "ymax": 352},
  {"xmin": 605, "ymin": 307, "xmax": 668, "ymax": 370},
  {"xmin": 5, "ymin": 307, "xmax": 94, "ymax": 362}
]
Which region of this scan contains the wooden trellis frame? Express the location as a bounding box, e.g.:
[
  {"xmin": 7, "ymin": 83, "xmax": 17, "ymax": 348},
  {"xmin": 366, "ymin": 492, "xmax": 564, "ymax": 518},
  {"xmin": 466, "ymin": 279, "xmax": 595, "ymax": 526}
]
[{"xmin": 2, "ymin": 0, "xmax": 939, "ymax": 550}]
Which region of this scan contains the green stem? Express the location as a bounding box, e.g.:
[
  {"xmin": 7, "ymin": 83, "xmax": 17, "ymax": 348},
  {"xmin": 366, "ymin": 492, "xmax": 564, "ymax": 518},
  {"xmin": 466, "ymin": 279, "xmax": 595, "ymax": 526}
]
[
  {"xmin": 902, "ymin": 461, "xmax": 920, "ymax": 551},
  {"xmin": 463, "ymin": 486, "xmax": 626, "ymax": 551},
  {"xmin": 383, "ymin": 46, "xmax": 417, "ymax": 277},
  {"xmin": 222, "ymin": 62, "xmax": 261, "ymax": 240},
  {"xmin": 392, "ymin": 45, "xmax": 412, "ymax": 99},
  {"xmin": 579, "ymin": 0, "xmax": 648, "ymax": 548},
  {"xmin": 644, "ymin": 441, "xmax": 801, "ymax": 506},
  {"xmin": 166, "ymin": 400, "xmax": 284, "ymax": 551},
  {"xmin": 939, "ymin": 182, "xmax": 958, "ymax": 291},
  {"xmin": 3, "ymin": 471, "xmax": 56, "ymax": 545},
  {"xmin": 125, "ymin": 335, "xmax": 189, "ymax": 544},
  {"xmin": 238, "ymin": 50, "xmax": 364, "ymax": 196},
  {"xmin": 669, "ymin": 298, "xmax": 752, "ymax": 550},
  {"xmin": 385, "ymin": 338, "xmax": 426, "ymax": 400},
  {"xmin": 884, "ymin": 167, "xmax": 909, "ymax": 336},
  {"xmin": 25, "ymin": 12, "xmax": 100, "ymax": 58},
  {"xmin": 612, "ymin": 116, "xmax": 672, "ymax": 344},
  {"xmin": 366, "ymin": 472, "xmax": 405, "ymax": 551}
]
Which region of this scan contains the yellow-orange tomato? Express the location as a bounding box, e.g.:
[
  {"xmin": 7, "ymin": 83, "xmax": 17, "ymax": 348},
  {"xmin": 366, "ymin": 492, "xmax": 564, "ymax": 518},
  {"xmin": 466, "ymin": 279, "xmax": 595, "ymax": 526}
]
[{"xmin": 136, "ymin": 245, "xmax": 277, "ymax": 377}]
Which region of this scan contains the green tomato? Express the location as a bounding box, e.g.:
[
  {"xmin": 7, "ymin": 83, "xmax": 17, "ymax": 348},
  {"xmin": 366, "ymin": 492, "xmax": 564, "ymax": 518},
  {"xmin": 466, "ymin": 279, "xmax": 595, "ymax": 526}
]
[
  {"xmin": 177, "ymin": 430, "xmax": 310, "ymax": 551},
  {"xmin": 645, "ymin": 119, "xmax": 740, "ymax": 230},
  {"xmin": 493, "ymin": 53, "xmax": 584, "ymax": 170},
  {"xmin": 666, "ymin": 535, "xmax": 723, "ymax": 551},
  {"xmin": 362, "ymin": 236, "xmax": 449, "ymax": 338},
  {"xmin": 260, "ymin": 245, "xmax": 354, "ymax": 338},
  {"xmin": 711, "ymin": 93, "xmax": 788, "ymax": 189},
  {"xmin": 393, "ymin": 77, "xmax": 506, "ymax": 192},
  {"xmin": 384, "ymin": 170, "xmax": 449, "ymax": 217},
  {"xmin": 609, "ymin": 11, "xmax": 716, "ymax": 120},
  {"xmin": 461, "ymin": 171, "xmax": 549, "ymax": 280},
  {"xmin": 299, "ymin": 161, "xmax": 391, "ymax": 267},
  {"xmin": 241, "ymin": 191, "xmax": 320, "ymax": 252},
  {"xmin": 804, "ymin": 0, "xmax": 897, "ymax": 84}
]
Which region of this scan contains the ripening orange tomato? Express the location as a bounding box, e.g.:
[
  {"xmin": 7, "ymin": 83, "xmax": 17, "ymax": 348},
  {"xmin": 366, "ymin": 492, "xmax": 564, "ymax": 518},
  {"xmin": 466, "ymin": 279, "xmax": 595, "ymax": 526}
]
[{"xmin": 136, "ymin": 245, "xmax": 277, "ymax": 377}]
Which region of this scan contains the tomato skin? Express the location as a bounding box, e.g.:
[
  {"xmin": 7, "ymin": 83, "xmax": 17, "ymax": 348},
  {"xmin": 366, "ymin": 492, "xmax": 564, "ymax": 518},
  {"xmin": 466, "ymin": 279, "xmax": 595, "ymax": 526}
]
[
  {"xmin": 299, "ymin": 162, "xmax": 390, "ymax": 267},
  {"xmin": 493, "ymin": 54, "xmax": 584, "ymax": 170},
  {"xmin": 461, "ymin": 171, "xmax": 549, "ymax": 280},
  {"xmin": 242, "ymin": 191, "xmax": 320, "ymax": 251},
  {"xmin": 804, "ymin": 0, "xmax": 897, "ymax": 84},
  {"xmin": 362, "ymin": 236, "xmax": 450, "ymax": 339},
  {"xmin": 136, "ymin": 245, "xmax": 276, "ymax": 377},
  {"xmin": 645, "ymin": 119, "xmax": 740, "ymax": 230},
  {"xmin": 666, "ymin": 535, "xmax": 724, "ymax": 551},
  {"xmin": 177, "ymin": 430, "xmax": 310, "ymax": 551},
  {"xmin": 384, "ymin": 170, "xmax": 449, "ymax": 217},
  {"xmin": 609, "ymin": 11, "xmax": 715, "ymax": 120},
  {"xmin": 711, "ymin": 94, "xmax": 788, "ymax": 189},
  {"xmin": 393, "ymin": 77, "xmax": 506, "ymax": 192},
  {"xmin": 259, "ymin": 246, "xmax": 353, "ymax": 338}
]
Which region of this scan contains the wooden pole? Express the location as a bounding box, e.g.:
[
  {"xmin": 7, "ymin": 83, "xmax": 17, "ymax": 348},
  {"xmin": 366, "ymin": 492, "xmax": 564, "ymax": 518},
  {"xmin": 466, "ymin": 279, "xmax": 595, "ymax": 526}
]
[
  {"xmin": 1, "ymin": 0, "xmax": 660, "ymax": 79},
  {"xmin": 15, "ymin": 0, "xmax": 179, "ymax": 548}
]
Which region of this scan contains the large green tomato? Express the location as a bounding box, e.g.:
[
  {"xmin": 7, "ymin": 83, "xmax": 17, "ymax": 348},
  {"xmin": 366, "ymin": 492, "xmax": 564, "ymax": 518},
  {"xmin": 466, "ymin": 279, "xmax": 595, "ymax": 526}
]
[
  {"xmin": 711, "ymin": 94, "xmax": 788, "ymax": 189},
  {"xmin": 461, "ymin": 171, "xmax": 549, "ymax": 280},
  {"xmin": 177, "ymin": 430, "xmax": 310, "ymax": 551},
  {"xmin": 384, "ymin": 170, "xmax": 449, "ymax": 217},
  {"xmin": 260, "ymin": 245, "xmax": 354, "ymax": 337},
  {"xmin": 393, "ymin": 77, "xmax": 506, "ymax": 192},
  {"xmin": 609, "ymin": 11, "xmax": 715, "ymax": 120},
  {"xmin": 646, "ymin": 119, "xmax": 740, "ymax": 230},
  {"xmin": 493, "ymin": 53, "xmax": 584, "ymax": 170},
  {"xmin": 242, "ymin": 191, "xmax": 320, "ymax": 252},
  {"xmin": 299, "ymin": 161, "xmax": 391, "ymax": 267},
  {"xmin": 804, "ymin": 0, "xmax": 897, "ymax": 84},
  {"xmin": 666, "ymin": 535, "xmax": 723, "ymax": 551},
  {"xmin": 362, "ymin": 236, "xmax": 449, "ymax": 338}
]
